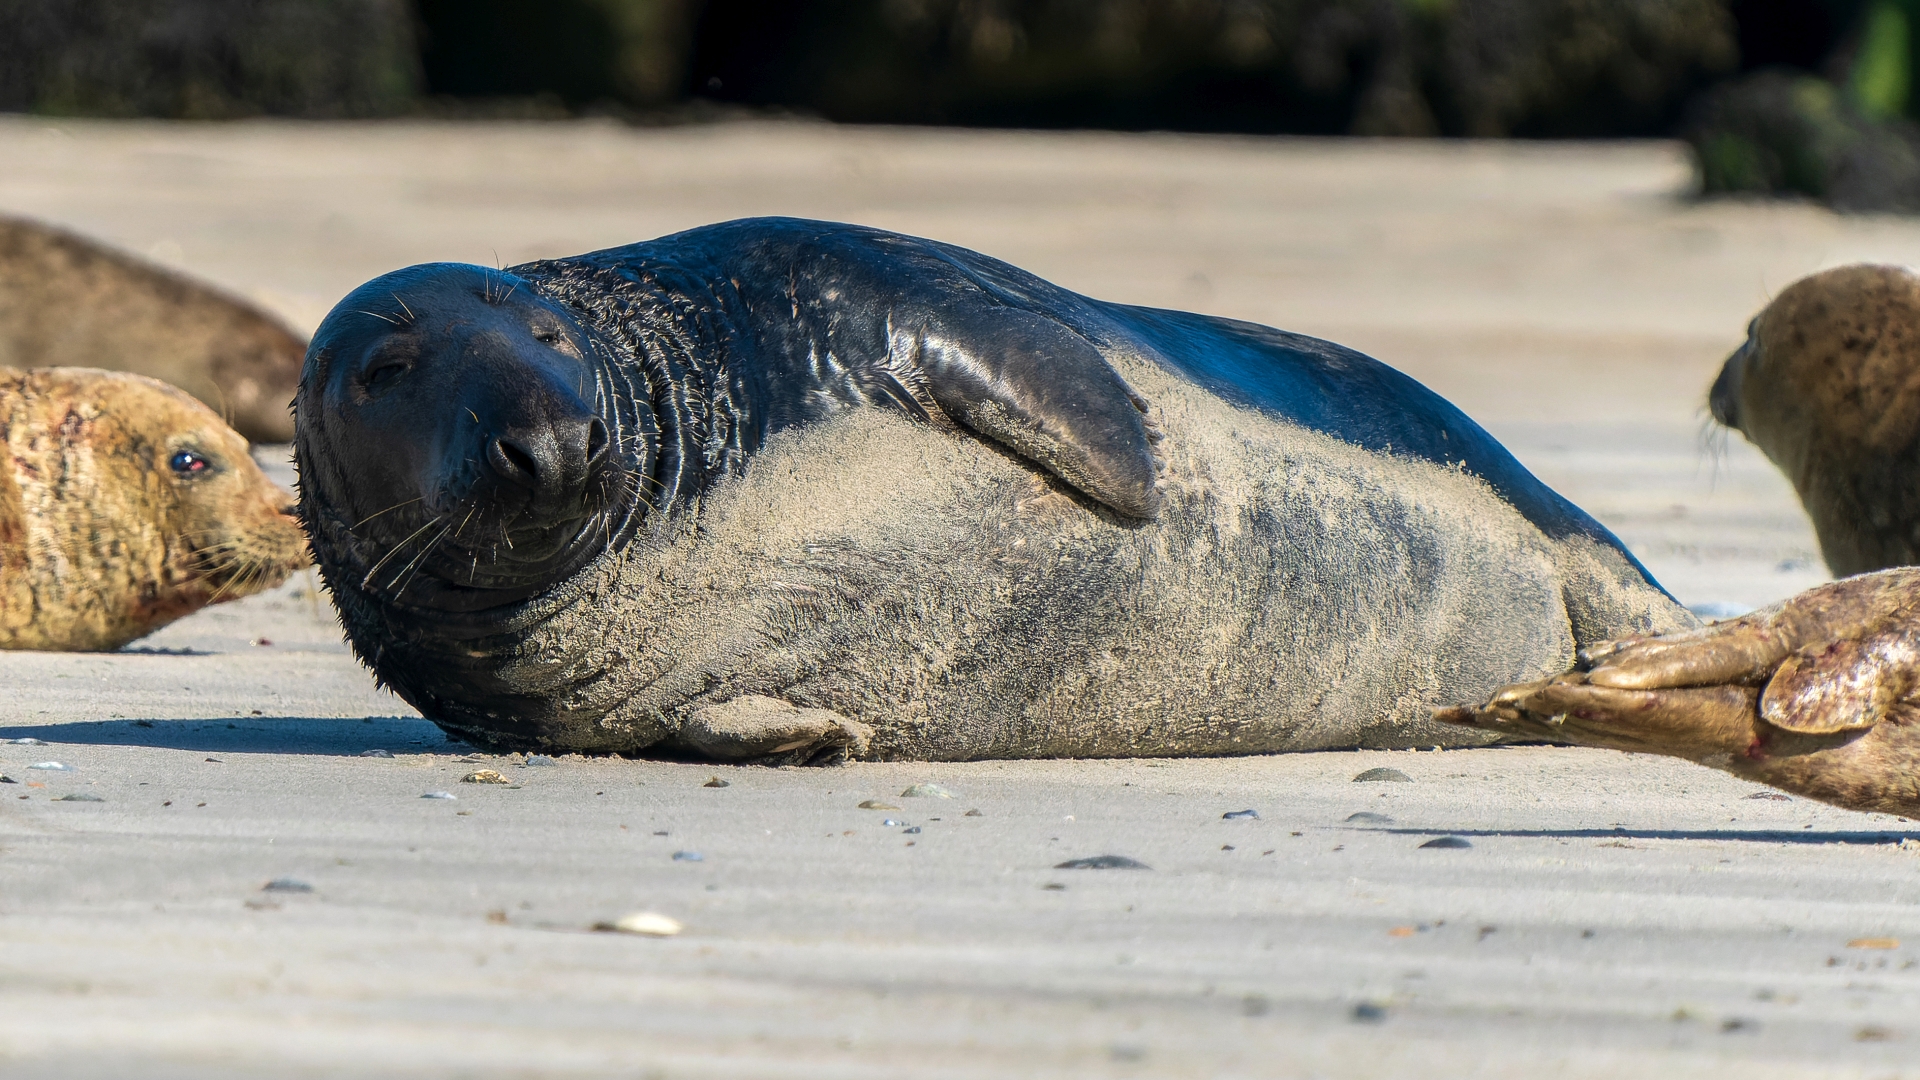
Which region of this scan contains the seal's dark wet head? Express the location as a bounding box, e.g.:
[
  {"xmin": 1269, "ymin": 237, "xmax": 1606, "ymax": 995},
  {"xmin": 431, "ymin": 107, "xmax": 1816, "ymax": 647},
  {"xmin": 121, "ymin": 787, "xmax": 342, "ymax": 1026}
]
[{"xmin": 298, "ymin": 263, "xmax": 633, "ymax": 608}]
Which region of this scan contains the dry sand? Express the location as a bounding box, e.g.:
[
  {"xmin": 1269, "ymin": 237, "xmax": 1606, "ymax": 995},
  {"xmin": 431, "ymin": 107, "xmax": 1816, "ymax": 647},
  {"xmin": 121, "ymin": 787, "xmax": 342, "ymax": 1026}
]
[{"xmin": 1, "ymin": 117, "xmax": 1917, "ymax": 1078}]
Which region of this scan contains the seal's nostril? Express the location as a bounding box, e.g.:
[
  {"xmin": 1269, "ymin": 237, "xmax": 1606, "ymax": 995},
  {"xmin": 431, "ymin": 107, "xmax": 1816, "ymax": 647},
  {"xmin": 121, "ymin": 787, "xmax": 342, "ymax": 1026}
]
[
  {"xmin": 585, "ymin": 418, "xmax": 609, "ymax": 467},
  {"xmin": 488, "ymin": 437, "xmax": 540, "ymax": 488}
]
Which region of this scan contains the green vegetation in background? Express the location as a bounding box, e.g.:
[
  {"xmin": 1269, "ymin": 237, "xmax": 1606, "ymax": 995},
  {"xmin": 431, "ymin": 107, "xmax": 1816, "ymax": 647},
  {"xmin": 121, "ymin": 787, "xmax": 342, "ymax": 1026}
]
[
  {"xmin": 1848, "ymin": 0, "xmax": 1913, "ymax": 118},
  {"xmin": 0, "ymin": 0, "xmax": 420, "ymax": 118},
  {"xmin": 413, "ymin": 0, "xmax": 696, "ymax": 109}
]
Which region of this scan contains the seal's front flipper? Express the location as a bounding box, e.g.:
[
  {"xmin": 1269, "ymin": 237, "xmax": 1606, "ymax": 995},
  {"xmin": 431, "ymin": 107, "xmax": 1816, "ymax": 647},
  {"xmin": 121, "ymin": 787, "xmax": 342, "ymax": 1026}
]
[
  {"xmin": 677, "ymin": 695, "xmax": 873, "ymax": 764},
  {"xmin": 902, "ymin": 307, "xmax": 1165, "ymax": 518}
]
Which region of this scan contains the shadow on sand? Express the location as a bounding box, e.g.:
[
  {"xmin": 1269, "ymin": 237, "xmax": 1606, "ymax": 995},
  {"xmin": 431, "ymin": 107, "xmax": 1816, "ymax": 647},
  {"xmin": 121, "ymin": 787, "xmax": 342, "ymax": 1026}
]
[
  {"xmin": 1374, "ymin": 826, "xmax": 1920, "ymax": 846},
  {"xmin": 0, "ymin": 716, "xmax": 458, "ymax": 757}
]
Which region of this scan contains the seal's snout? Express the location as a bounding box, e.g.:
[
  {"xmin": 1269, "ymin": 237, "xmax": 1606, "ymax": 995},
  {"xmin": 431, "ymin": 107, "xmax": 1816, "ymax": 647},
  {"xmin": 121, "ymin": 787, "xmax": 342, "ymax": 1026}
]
[
  {"xmin": 477, "ymin": 384, "xmax": 609, "ymax": 518},
  {"xmin": 1710, "ymin": 336, "xmax": 1750, "ymax": 431}
]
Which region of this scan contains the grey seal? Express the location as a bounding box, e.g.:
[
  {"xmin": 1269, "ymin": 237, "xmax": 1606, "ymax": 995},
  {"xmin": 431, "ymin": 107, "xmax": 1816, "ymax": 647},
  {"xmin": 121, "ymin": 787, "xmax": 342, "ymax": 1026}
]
[{"xmin": 296, "ymin": 217, "xmax": 1692, "ymax": 760}]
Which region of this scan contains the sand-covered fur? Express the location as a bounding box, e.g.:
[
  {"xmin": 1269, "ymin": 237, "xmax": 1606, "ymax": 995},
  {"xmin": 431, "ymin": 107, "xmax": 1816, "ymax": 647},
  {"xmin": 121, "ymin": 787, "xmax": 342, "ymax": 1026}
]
[
  {"xmin": 0, "ymin": 215, "xmax": 305, "ymax": 444},
  {"xmin": 1711, "ymin": 264, "xmax": 1920, "ymax": 575},
  {"xmin": 0, "ymin": 367, "xmax": 307, "ymax": 651},
  {"xmin": 424, "ymin": 363, "xmax": 1689, "ymax": 758}
]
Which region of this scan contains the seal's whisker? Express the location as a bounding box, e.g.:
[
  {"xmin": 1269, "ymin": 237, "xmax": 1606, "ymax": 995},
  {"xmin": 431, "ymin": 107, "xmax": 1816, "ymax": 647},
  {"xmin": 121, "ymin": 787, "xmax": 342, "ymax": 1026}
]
[
  {"xmin": 353, "ymin": 496, "xmax": 425, "ymax": 530},
  {"xmin": 353, "ymin": 309, "xmax": 403, "ymax": 326},
  {"xmin": 388, "ymin": 522, "xmax": 453, "ymax": 597},
  {"xmin": 360, "ymin": 515, "xmax": 448, "ymax": 588}
]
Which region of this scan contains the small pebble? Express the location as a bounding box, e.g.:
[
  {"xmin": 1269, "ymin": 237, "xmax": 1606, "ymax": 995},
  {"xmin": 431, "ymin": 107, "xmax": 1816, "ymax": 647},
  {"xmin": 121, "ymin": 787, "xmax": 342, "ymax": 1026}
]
[
  {"xmin": 525, "ymin": 755, "xmax": 558, "ymax": 766},
  {"xmin": 1353, "ymin": 768, "xmax": 1412, "ymax": 783},
  {"xmin": 421, "ymin": 791, "xmax": 457, "ymax": 800},
  {"xmin": 1856, "ymin": 1025, "xmax": 1893, "ymax": 1042},
  {"xmin": 858, "ymin": 800, "xmax": 900, "ymax": 810},
  {"xmin": 461, "ymin": 770, "xmax": 509, "ymax": 784},
  {"xmin": 205, "ymin": 757, "xmax": 222, "ymax": 763},
  {"xmin": 1351, "ymin": 1002, "xmax": 1388, "ymax": 1023},
  {"xmin": 54, "ymin": 793, "xmax": 104, "ymax": 802},
  {"xmin": 1745, "ymin": 791, "xmax": 1791, "ymax": 801},
  {"xmin": 903, "ymin": 826, "xmax": 921, "ymax": 834},
  {"xmin": 1847, "ymin": 937, "xmax": 1900, "ymax": 950},
  {"xmin": 963, "ymin": 809, "xmax": 983, "ymax": 817},
  {"xmin": 261, "ymin": 878, "xmax": 314, "ymax": 893},
  {"xmin": 27, "ymin": 762, "xmax": 72, "ymax": 771},
  {"xmin": 703, "ymin": 776, "xmax": 729, "ymax": 788},
  {"xmin": 900, "ymin": 783, "xmax": 954, "ymax": 798},
  {"xmin": 1221, "ymin": 809, "xmax": 1259, "ymax": 820},
  {"xmin": 359, "ymin": 749, "xmax": 392, "ymax": 758},
  {"xmin": 1055, "ymin": 854, "xmax": 1151, "ymax": 870},
  {"xmin": 672, "ymin": 850, "xmax": 704, "ymax": 862},
  {"xmin": 600, "ymin": 911, "xmax": 682, "ymax": 937},
  {"xmin": 1419, "ymin": 836, "xmax": 1472, "ymax": 849},
  {"xmin": 8, "ymin": 738, "xmax": 44, "ymax": 745},
  {"xmin": 0, "ymin": 776, "xmax": 15, "ymax": 784},
  {"xmin": 1345, "ymin": 812, "xmax": 1394, "ymax": 824}
]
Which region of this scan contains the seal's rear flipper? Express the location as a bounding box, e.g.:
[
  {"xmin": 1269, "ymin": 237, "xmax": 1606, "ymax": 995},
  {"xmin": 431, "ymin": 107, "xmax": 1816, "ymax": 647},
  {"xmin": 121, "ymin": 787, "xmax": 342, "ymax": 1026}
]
[
  {"xmin": 677, "ymin": 695, "xmax": 873, "ymax": 764},
  {"xmin": 903, "ymin": 307, "xmax": 1165, "ymax": 519}
]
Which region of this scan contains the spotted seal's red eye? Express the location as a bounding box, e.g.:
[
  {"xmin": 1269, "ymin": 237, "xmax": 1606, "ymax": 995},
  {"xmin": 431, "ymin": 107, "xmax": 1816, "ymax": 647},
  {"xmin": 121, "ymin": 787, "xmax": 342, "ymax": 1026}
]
[{"xmin": 170, "ymin": 450, "xmax": 210, "ymax": 474}]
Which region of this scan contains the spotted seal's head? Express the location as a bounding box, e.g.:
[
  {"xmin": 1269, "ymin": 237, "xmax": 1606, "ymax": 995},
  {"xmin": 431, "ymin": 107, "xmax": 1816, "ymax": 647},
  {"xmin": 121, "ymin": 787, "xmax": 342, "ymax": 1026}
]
[
  {"xmin": 296, "ymin": 264, "xmax": 643, "ymax": 614},
  {"xmin": 1710, "ymin": 264, "xmax": 1920, "ymax": 575},
  {"xmin": 0, "ymin": 367, "xmax": 307, "ymax": 651}
]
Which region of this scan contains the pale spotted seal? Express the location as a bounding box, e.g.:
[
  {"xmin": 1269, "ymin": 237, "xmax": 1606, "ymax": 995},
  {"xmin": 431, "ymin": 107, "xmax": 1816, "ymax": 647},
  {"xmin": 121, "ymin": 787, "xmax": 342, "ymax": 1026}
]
[
  {"xmin": 297, "ymin": 217, "xmax": 1693, "ymax": 761},
  {"xmin": 1709, "ymin": 264, "xmax": 1920, "ymax": 576},
  {"xmin": 0, "ymin": 367, "xmax": 308, "ymax": 651},
  {"xmin": 0, "ymin": 215, "xmax": 306, "ymax": 444}
]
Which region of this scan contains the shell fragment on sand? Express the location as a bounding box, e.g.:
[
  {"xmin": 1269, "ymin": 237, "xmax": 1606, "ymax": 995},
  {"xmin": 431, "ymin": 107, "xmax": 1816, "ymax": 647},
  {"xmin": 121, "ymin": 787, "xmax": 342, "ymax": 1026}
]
[
  {"xmin": 900, "ymin": 783, "xmax": 954, "ymax": 798},
  {"xmin": 1353, "ymin": 768, "xmax": 1412, "ymax": 782},
  {"xmin": 461, "ymin": 770, "xmax": 509, "ymax": 784},
  {"xmin": 858, "ymin": 800, "xmax": 900, "ymax": 810},
  {"xmin": 598, "ymin": 912, "xmax": 682, "ymax": 937},
  {"xmin": 421, "ymin": 791, "xmax": 457, "ymax": 800}
]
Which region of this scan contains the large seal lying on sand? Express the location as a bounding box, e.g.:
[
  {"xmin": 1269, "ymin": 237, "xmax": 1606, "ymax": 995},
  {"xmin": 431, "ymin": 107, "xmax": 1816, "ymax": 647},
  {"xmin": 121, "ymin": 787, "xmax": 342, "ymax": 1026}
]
[
  {"xmin": 298, "ymin": 217, "xmax": 1693, "ymax": 762},
  {"xmin": 1708, "ymin": 264, "xmax": 1920, "ymax": 576},
  {"xmin": 0, "ymin": 367, "xmax": 308, "ymax": 651},
  {"xmin": 0, "ymin": 215, "xmax": 306, "ymax": 444}
]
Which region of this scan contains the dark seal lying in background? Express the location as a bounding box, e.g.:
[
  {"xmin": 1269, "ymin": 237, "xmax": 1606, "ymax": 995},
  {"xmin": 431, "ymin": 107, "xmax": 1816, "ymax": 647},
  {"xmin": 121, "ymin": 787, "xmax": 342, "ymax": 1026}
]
[{"xmin": 296, "ymin": 217, "xmax": 1691, "ymax": 761}]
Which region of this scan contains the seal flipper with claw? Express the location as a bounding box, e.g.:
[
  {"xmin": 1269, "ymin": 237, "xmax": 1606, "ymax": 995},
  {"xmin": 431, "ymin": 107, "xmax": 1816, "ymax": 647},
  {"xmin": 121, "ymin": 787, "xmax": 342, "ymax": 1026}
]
[{"xmin": 1435, "ymin": 568, "xmax": 1920, "ymax": 816}]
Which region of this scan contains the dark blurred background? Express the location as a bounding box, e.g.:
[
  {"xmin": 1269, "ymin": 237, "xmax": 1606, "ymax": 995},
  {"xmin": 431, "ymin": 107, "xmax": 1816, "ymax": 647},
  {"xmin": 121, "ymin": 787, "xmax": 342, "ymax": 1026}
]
[{"xmin": 2, "ymin": 1, "xmax": 1918, "ymax": 207}]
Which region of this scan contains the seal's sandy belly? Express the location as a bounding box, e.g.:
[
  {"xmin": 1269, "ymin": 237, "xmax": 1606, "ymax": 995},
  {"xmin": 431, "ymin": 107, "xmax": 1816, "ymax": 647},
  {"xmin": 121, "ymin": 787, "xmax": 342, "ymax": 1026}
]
[{"xmin": 561, "ymin": 379, "xmax": 1685, "ymax": 759}]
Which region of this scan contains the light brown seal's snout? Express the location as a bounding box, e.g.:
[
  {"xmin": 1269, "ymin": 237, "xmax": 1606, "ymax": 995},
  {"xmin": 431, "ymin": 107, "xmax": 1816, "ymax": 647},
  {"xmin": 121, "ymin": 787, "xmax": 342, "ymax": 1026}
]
[
  {"xmin": 0, "ymin": 366, "xmax": 308, "ymax": 651},
  {"xmin": 1707, "ymin": 322, "xmax": 1753, "ymax": 431}
]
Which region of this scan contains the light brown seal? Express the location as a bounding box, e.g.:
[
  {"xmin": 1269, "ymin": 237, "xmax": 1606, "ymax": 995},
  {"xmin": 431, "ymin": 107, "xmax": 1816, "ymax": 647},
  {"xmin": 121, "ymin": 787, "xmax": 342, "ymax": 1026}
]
[
  {"xmin": 1440, "ymin": 568, "xmax": 1920, "ymax": 817},
  {"xmin": 0, "ymin": 367, "xmax": 308, "ymax": 651},
  {"xmin": 0, "ymin": 215, "xmax": 306, "ymax": 444},
  {"xmin": 1708, "ymin": 264, "xmax": 1920, "ymax": 576}
]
